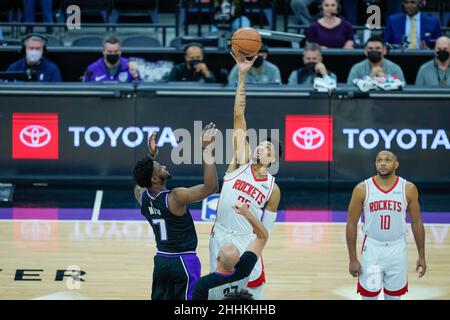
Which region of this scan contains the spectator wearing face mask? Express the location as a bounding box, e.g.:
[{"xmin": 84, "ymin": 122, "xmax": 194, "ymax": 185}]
[
  {"xmin": 6, "ymin": 33, "xmax": 61, "ymax": 82},
  {"xmin": 416, "ymin": 36, "xmax": 450, "ymax": 87},
  {"xmin": 82, "ymin": 36, "xmax": 140, "ymax": 82},
  {"xmin": 166, "ymin": 43, "xmax": 216, "ymax": 83},
  {"xmin": 347, "ymin": 36, "xmax": 405, "ymax": 84},
  {"xmin": 228, "ymin": 44, "xmax": 281, "ymax": 85},
  {"xmin": 288, "ymin": 42, "xmax": 336, "ymax": 85}
]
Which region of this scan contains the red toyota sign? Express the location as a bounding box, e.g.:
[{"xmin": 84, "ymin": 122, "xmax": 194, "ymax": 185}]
[
  {"xmin": 285, "ymin": 115, "xmax": 333, "ymax": 162},
  {"xmin": 12, "ymin": 113, "xmax": 59, "ymax": 160}
]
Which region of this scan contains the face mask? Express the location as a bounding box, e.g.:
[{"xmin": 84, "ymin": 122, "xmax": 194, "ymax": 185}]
[
  {"xmin": 26, "ymin": 50, "xmax": 42, "ymax": 64},
  {"xmin": 188, "ymin": 59, "xmax": 202, "ymax": 69},
  {"xmin": 367, "ymin": 51, "xmax": 382, "ymax": 63},
  {"xmin": 436, "ymin": 50, "xmax": 450, "ymax": 63},
  {"xmin": 304, "ymin": 62, "xmax": 317, "ymax": 73},
  {"xmin": 106, "ymin": 54, "xmax": 120, "ymax": 65},
  {"xmin": 253, "ymin": 56, "xmax": 264, "ymax": 68}
]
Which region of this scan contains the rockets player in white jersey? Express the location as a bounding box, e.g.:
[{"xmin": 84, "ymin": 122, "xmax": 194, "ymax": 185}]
[
  {"xmin": 346, "ymin": 150, "xmax": 427, "ymax": 300},
  {"xmin": 208, "ymin": 51, "xmax": 281, "ymax": 300}
]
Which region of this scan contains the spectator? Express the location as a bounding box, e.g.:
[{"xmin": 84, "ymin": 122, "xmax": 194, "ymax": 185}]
[
  {"xmin": 290, "ymin": 0, "xmax": 316, "ymax": 25},
  {"xmin": 82, "ymin": 36, "xmax": 140, "ymax": 83},
  {"xmin": 192, "ymin": 201, "xmax": 268, "ymax": 300},
  {"xmin": 307, "ymin": 0, "xmax": 354, "ymax": 49},
  {"xmin": 416, "ymin": 36, "xmax": 450, "ymax": 87},
  {"xmin": 166, "ymin": 43, "xmax": 216, "ymax": 83},
  {"xmin": 347, "ymin": 36, "xmax": 405, "ymax": 84},
  {"xmin": 288, "ymin": 42, "xmax": 336, "ymax": 85},
  {"xmin": 384, "ymin": 0, "xmax": 442, "ymax": 49},
  {"xmin": 228, "ymin": 44, "xmax": 281, "ymax": 85},
  {"xmin": 212, "ymin": 0, "xmax": 251, "ymax": 32},
  {"xmin": 23, "ymin": 0, "xmax": 53, "ymax": 33},
  {"xmin": 7, "ymin": 33, "xmax": 61, "ymax": 82}
]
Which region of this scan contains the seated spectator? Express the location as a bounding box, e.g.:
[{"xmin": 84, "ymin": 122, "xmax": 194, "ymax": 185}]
[
  {"xmin": 416, "ymin": 36, "xmax": 450, "ymax": 87},
  {"xmin": 166, "ymin": 43, "xmax": 216, "ymax": 83},
  {"xmin": 212, "ymin": 0, "xmax": 251, "ymax": 32},
  {"xmin": 288, "ymin": 42, "xmax": 336, "ymax": 85},
  {"xmin": 82, "ymin": 36, "xmax": 139, "ymax": 83},
  {"xmin": 307, "ymin": 0, "xmax": 354, "ymax": 49},
  {"xmin": 384, "ymin": 0, "xmax": 442, "ymax": 49},
  {"xmin": 7, "ymin": 33, "xmax": 61, "ymax": 82},
  {"xmin": 228, "ymin": 44, "xmax": 281, "ymax": 85},
  {"xmin": 347, "ymin": 36, "xmax": 405, "ymax": 84}
]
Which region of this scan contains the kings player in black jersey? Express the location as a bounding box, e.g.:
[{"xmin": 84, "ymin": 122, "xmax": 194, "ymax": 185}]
[{"xmin": 133, "ymin": 123, "xmax": 219, "ymax": 300}]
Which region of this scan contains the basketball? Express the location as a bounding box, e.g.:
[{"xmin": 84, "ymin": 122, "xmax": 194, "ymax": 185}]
[{"xmin": 231, "ymin": 27, "xmax": 262, "ymax": 57}]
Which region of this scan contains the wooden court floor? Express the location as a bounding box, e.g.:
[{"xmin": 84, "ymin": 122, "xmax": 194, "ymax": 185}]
[{"xmin": 0, "ymin": 221, "xmax": 449, "ymax": 300}]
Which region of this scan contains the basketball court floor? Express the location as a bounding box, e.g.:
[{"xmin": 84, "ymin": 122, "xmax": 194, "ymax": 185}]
[{"xmin": 0, "ymin": 185, "xmax": 449, "ymax": 300}]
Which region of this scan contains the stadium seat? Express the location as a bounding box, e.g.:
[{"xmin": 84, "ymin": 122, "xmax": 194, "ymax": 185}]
[
  {"xmin": 72, "ymin": 35, "xmax": 104, "ymax": 47},
  {"xmin": 110, "ymin": 0, "xmax": 159, "ymax": 23},
  {"xmin": 122, "ymin": 35, "xmax": 161, "ymax": 47},
  {"xmin": 45, "ymin": 35, "xmax": 64, "ymax": 46},
  {"xmin": 63, "ymin": 0, "xmax": 110, "ymax": 23}
]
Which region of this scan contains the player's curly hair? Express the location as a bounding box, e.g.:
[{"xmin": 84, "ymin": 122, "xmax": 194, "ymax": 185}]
[
  {"xmin": 222, "ymin": 289, "xmax": 254, "ymax": 300},
  {"xmin": 133, "ymin": 156, "xmax": 154, "ymax": 188}
]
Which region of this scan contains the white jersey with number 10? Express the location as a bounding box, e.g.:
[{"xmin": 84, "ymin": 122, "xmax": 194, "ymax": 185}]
[{"xmin": 362, "ymin": 176, "xmax": 408, "ymax": 242}]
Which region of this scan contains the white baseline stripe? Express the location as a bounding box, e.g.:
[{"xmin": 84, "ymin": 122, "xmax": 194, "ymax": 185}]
[{"xmin": 91, "ymin": 190, "xmax": 104, "ymax": 222}]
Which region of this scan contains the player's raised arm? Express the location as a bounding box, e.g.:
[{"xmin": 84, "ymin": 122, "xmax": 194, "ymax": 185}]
[
  {"xmin": 169, "ymin": 123, "xmax": 219, "ymax": 215},
  {"xmin": 406, "ymin": 182, "xmax": 427, "ymax": 278},
  {"xmin": 232, "ymin": 201, "xmax": 269, "ymax": 258},
  {"xmin": 227, "ymin": 52, "xmax": 257, "ymax": 173},
  {"xmin": 346, "ymin": 182, "xmax": 365, "ymax": 278}
]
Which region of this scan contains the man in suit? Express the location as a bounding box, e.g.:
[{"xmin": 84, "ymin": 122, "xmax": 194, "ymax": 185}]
[{"xmin": 384, "ymin": 0, "xmax": 442, "ymax": 49}]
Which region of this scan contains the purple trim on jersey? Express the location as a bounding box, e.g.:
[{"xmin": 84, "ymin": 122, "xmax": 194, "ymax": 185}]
[
  {"xmin": 213, "ymin": 269, "xmax": 237, "ymax": 278},
  {"xmin": 83, "ymin": 57, "xmax": 138, "ymax": 82},
  {"xmin": 165, "ymin": 192, "xmax": 169, "ymax": 209},
  {"xmin": 147, "ymin": 189, "xmax": 169, "ymax": 200},
  {"xmin": 180, "ymin": 254, "xmax": 201, "ymax": 300}
]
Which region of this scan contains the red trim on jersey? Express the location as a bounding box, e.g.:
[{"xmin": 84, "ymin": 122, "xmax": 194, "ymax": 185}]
[
  {"xmin": 361, "ymin": 235, "xmax": 367, "ymax": 255},
  {"xmin": 223, "ymin": 164, "xmax": 250, "ymax": 182},
  {"xmin": 357, "ymin": 281, "xmax": 381, "ymax": 297},
  {"xmin": 247, "ymin": 257, "xmax": 265, "ymax": 288},
  {"xmin": 384, "ymin": 283, "xmax": 408, "ymax": 296},
  {"xmin": 372, "ymin": 176, "xmax": 399, "ymax": 194},
  {"xmin": 251, "ymin": 165, "xmax": 268, "ymax": 182}
]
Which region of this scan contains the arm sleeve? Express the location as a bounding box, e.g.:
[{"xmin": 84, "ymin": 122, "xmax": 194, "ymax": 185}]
[
  {"xmin": 235, "ymin": 251, "xmax": 258, "ymax": 278},
  {"xmin": 307, "ymin": 24, "xmax": 318, "ymax": 44},
  {"xmin": 384, "ymin": 17, "xmax": 393, "ymax": 44},
  {"xmin": 345, "ymin": 22, "xmax": 355, "ymax": 42},
  {"xmin": 167, "ymin": 65, "xmax": 180, "ymax": 81},
  {"xmin": 52, "ymin": 64, "xmax": 62, "ymax": 82},
  {"xmin": 347, "ymin": 65, "xmax": 359, "ymax": 84},
  {"xmin": 415, "ymin": 66, "xmax": 426, "ymax": 86},
  {"xmin": 288, "ymin": 71, "xmax": 297, "ymax": 85}
]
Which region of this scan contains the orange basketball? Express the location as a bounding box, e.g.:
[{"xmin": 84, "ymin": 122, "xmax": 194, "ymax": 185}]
[{"xmin": 231, "ymin": 27, "xmax": 262, "ymax": 57}]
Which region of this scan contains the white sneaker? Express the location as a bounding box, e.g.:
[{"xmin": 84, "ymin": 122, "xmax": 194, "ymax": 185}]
[{"xmin": 314, "ymin": 75, "xmax": 337, "ymax": 92}]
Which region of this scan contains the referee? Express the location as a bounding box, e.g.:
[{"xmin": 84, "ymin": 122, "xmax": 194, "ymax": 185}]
[{"xmin": 192, "ymin": 201, "xmax": 269, "ymax": 300}]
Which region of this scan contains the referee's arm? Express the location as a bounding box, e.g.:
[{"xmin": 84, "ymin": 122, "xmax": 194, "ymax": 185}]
[{"xmin": 232, "ymin": 202, "xmax": 269, "ymax": 258}]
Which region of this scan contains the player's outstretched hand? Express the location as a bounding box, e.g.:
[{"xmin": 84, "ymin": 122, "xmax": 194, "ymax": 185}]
[
  {"xmin": 230, "ymin": 50, "xmax": 258, "ymax": 75},
  {"xmin": 349, "ymin": 259, "xmax": 362, "ymax": 278},
  {"xmin": 232, "ymin": 201, "xmax": 251, "ymax": 217},
  {"xmin": 148, "ymin": 132, "xmax": 158, "ymax": 160},
  {"xmin": 201, "ymin": 122, "xmax": 218, "ymax": 149},
  {"xmin": 416, "ymin": 257, "xmax": 427, "ymax": 278}
]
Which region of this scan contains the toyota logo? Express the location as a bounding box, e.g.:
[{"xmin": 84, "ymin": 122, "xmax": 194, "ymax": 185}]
[
  {"xmin": 19, "ymin": 125, "xmax": 52, "ymax": 147},
  {"xmin": 293, "ymin": 127, "xmax": 325, "ymax": 150}
]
